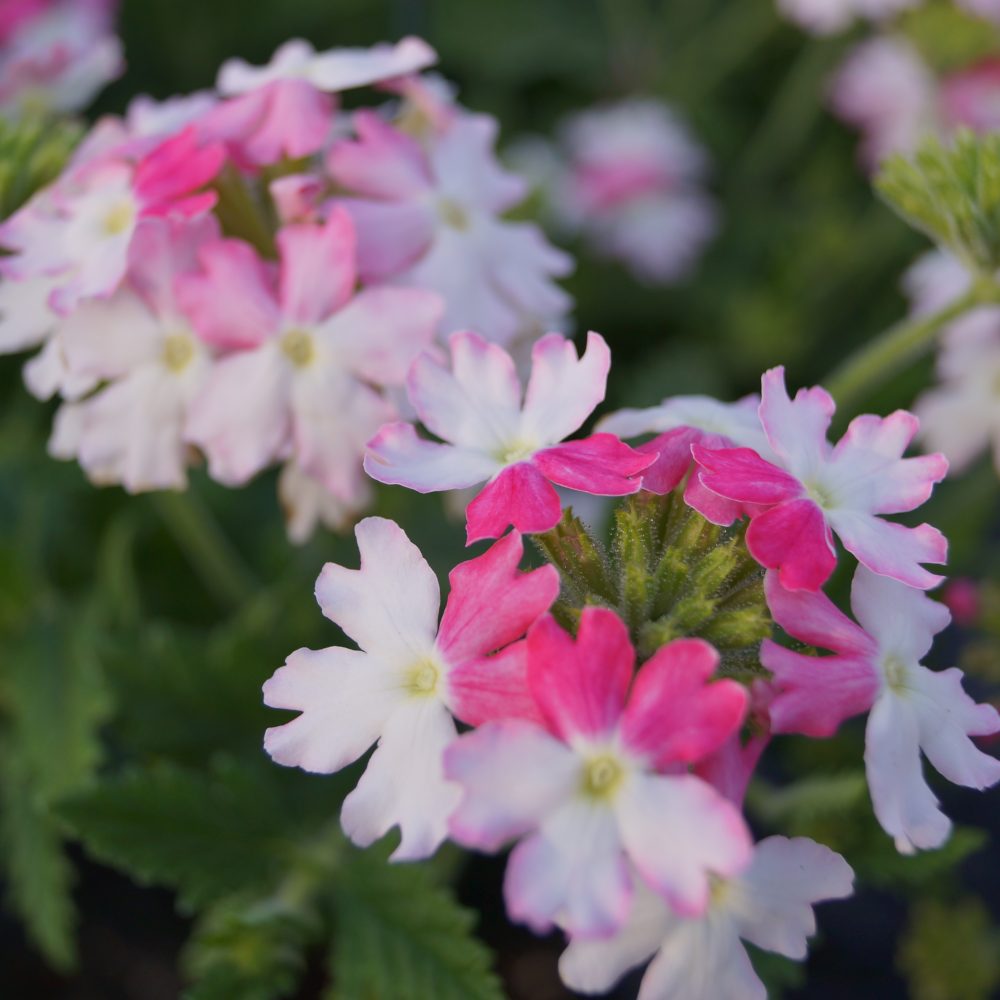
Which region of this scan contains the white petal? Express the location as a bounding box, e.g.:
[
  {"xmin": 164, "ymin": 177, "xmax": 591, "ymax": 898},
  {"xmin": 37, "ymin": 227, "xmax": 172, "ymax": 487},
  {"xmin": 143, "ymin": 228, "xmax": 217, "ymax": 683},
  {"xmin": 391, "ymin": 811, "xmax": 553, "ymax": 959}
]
[
  {"xmin": 732, "ymin": 836, "xmax": 854, "ymax": 959},
  {"xmin": 0, "ymin": 274, "xmax": 57, "ymax": 353},
  {"xmin": 263, "ymin": 646, "xmax": 401, "ymax": 773},
  {"xmin": 59, "ymin": 288, "xmax": 161, "ymax": 378},
  {"xmin": 340, "ymin": 698, "xmax": 459, "ymax": 861},
  {"xmin": 865, "ymin": 691, "xmax": 951, "ymax": 853},
  {"xmin": 315, "ymin": 517, "xmax": 440, "ymax": 665}
]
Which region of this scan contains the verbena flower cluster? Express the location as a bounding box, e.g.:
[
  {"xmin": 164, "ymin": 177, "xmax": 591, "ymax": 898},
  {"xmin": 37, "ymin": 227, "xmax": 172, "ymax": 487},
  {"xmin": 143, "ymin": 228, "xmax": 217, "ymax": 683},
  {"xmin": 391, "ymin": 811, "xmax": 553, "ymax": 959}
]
[
  {"xmin": 0, "ymin": 36, "xmax": 572, "ymax": 540},
  {"xmin": 265, "ymin": 333, "xmax": 1000, "ymax": 996}
]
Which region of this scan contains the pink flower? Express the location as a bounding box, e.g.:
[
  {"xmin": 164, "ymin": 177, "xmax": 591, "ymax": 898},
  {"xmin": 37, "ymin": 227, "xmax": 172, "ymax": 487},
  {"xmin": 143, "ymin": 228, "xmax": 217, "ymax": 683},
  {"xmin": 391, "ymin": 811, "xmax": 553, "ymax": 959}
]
[
  {"xmin": 941, "ymin": 58, "xmax": 1000, "ymax": 136},
  {"xmin": 692, "ymin": 366, "xmax": 948, "ymax": 591},
  {"xmin": 549, "ymin": 99, "xmax": 717, "ymax": 284},
  {"xmin": 180, "ymin": 208, "xmax": 443, "ymax": 502},
  {"xmin": 559, "ymin": 836, "xmax": 853, "ymax": 1000},
  {"xmin": 0, "ymin": 127, "xmax": 224, "ymax": 314},
  {"xmin": 47, "ymin": 216, "xmax": 218, "ymax": 492},
  {"xmin": 263, "ymin": 518, "xmax": 558, "ymax": 859},
  {"xmin": 278, "ymin": 460, "xmax": 370, "ymax": 545},
  {"xmin": 204, "ymin": 37, "xmax": 436, "ymax": 167},
  {"xmin": 328, "ymin": 108, "xmax": 572, "ymax": 344},
  {"xmin": 445, "ymin": 608, "xmax": 751, "ymax": 936},
  {"xmin": 762, "ymin": 566, "xmax": 1000, "ymax": 853},
  {"xmin": 364, "ymin": 330, "xmax": 655, "ymax": 544},
  {"xmin": 777, "ymin": 0, "xmax": 919, "ymax": 35},
  {"xmin": 598, "ymin": 392, "xmax": 775, "ymax": 525}
]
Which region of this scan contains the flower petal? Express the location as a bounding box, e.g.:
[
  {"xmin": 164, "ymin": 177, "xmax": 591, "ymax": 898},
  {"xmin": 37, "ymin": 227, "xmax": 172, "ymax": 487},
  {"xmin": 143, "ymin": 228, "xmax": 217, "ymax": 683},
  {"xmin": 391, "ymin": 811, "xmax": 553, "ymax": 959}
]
[
  {"xmin": 465, "ymin": 462, "xmax": 563, "ymax": 544},
  {"xmin": 691, "ymin": 444, "xmax": 803, "ymax": 505},
  {"xmin": 758, "ymin": 366, "xmax": 835, "ymax": 477},
  {"xmin": 447, "ymin": 643, "xmax": 546, "ymax": 727},
  {"xmin": 746, "ymin": 499, "xmax": 837, "ymax": 591},
  {"xmin": 533, "ymin": 434, "xmax": 655, "ymax": 496}
]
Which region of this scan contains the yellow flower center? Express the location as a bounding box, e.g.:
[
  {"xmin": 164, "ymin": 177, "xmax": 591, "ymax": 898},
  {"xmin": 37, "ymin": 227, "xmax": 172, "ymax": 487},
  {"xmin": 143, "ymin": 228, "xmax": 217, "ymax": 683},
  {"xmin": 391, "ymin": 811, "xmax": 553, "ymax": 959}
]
[
  {"xmin": 581, "ymin": 754, "xmax": 624, "ymax": 801},
  {"xmin": 708, "ymin": 873, "xmax": 732, "ymax": 908},
  {"xmin": 281, "ymin": 328, "xmax": 316, "ymax": 368},
  {"xmin": 803, "ymin": 478, "xmax": 836, "ymax": 510},
  {"xmin": 404, "ymin": 659, "xmax": 440, "ymax": 698},
  {"xmin": 495, "ymin": 439, "xmax": 536, "ymax": 465},
  {"xmin": 438, "ymin": 198, "xmax": 470, "ymax": 230},
  {"xmin": 162, "ymin": 332, "xmax": 196, "ymax": 373},
  {"xmin": 883, "ymin": 654, "xmax": 909, "ymax": 694},
  {"xmin": 103, "ymin": 199, "xmax": 136, "ymax": 236}
]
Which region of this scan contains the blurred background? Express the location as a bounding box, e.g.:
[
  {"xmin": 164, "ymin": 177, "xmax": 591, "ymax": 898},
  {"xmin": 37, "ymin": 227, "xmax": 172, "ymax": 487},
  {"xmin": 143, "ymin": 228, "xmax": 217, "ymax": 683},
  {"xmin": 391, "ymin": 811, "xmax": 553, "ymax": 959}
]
[{"xmin": 2, "ymin": 0, "xmax": 1000, "ymax": 997}]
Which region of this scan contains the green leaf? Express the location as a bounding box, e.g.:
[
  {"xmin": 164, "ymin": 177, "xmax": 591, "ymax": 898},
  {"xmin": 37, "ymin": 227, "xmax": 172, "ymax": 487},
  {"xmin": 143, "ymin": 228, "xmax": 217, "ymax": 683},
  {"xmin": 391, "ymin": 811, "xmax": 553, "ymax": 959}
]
[
  {"xmin": 0, "ymin": 113, "xmax": 81, "ymax": 219},
  {"xmin": 59, "ymin": 757, "xmax": 335, "ymax": 910},
  {"xmin": 898, "ymin": 897, "xmax": 1000, "ymax": 1000},
  {"xmin": 876, "ymin": 131, "xmax": 1000, "ymax": 276},
  {"xmin": 328, "ymin": 842, "xmax": 504, "ymax": 1000}
]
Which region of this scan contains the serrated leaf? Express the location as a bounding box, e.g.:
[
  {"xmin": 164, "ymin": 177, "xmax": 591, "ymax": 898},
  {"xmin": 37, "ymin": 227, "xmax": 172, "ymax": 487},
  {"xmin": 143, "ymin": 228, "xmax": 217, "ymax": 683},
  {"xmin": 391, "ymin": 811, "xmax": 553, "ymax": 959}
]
[
  {"xmin": 59, "ymin": 757, "xmax": 336, "ymax": 911},
  {"xmin": 329, "ymin": 843, "xmax": 504, "ymax": 1000}
]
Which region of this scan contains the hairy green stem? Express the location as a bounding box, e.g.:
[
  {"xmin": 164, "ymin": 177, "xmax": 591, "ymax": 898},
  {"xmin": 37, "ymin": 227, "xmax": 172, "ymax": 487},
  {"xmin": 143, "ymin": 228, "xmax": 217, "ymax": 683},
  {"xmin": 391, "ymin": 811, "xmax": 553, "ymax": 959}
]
[
  {"xmin": 152, "ymin": 491, "xmax": 256, "ymax": 611},
  {"xmin": 825, "ymin": 286, "xmax": 985, "ymax": 412}
]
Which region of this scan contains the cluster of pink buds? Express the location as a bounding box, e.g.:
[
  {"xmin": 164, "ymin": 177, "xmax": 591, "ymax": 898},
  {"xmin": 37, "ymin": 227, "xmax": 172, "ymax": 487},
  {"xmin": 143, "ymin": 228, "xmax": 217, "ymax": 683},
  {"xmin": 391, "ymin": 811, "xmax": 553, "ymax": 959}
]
[
  {"xmin": 0, "ymin": 36, "xmax": 573, "ymax": 540},
  {"xmin": 0, "ymin": 0, "xmax": 122, "ymax": 118},
  {"xmin": 266, "ymin": 338, "xmax": 1000, "ymax": 996}
]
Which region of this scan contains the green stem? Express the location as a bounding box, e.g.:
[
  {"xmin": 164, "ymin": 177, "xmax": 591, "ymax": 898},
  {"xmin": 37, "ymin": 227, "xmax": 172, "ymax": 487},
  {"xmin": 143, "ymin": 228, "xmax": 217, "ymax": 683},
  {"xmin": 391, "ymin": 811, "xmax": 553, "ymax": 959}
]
[
  {"xmin": 824, "ymin": 286, "xmax": 983, "ymax": 412},
  {"xmin": 152, "ymin": 491, "xmax": 256, "ymax": 611},
  {"xmin": 212, "ymin": 165, "xmax": 277, "ymax": 259}
]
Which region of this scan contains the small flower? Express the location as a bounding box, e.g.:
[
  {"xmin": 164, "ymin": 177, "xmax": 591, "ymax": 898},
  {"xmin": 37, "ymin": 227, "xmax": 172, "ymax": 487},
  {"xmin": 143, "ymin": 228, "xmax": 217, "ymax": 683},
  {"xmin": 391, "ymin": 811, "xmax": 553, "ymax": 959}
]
[
  {"xmin": 445, "ymin": 608, "xmax": 751, "ymax": 936},
  {"xmin": 263, "ymin": 518, "xmax": 559, "ymax": 859},
  {"xmin": 692, "ymin": 365, "xmax": 948, "ymax": 591},
  {"xmin": 364, "ymin": 330, "xmax": 655, "ymax": 544},
  {"xmin": 559, "ymin": 836, "xmax": 853, "ymax": 1000},
  {"xmin": 328, "ymin": 107, "xmax": 572, "ymax": 344},
  {"xmin": 179, "ymin": 207, "xmax": 443, "ymax": 501},
  {"xmin": 777, "ymin": 0, "xmax": 919, "ymax": 36},
  {"xmin": 762, "ymin": 566, "xmax": 1000, "ymax": 852}
]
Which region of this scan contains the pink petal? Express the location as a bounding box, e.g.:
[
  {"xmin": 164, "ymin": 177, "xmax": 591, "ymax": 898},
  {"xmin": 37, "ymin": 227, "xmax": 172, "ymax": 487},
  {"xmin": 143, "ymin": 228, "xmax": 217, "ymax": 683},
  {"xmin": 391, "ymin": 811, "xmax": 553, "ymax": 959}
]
[
  {"xmin": 617, "ymin": 773, "xmax": 752, "ymax": 916},
  {"xmin": 134, "ymin": 127, "xmax": 225, "ymax": 215},
  {"xmin": 364, "ymin": 422, "xmax": 500, "ymax": 492},
  {"xmin": 327, "ymin": 109, "xmax": 432, "ymax": 199},
  {"xmin": 408, "ymin": 330, "xmax": 522, "ymax": 450},
  {"xmin": 520, "ymin": 331, "xmax": 611, "ymax": 446},
  {"xmin": 465, "ymin": 462, "xmax": 563, "ymax": 544},
  {"xmin": 683, "ymin": 473, "xmax": 747, "ymax": 526},
  {"xmin": 319, "ymin": 285, "xmax": 443, "ymax": 385},
  {"xmin": 444, "ymin": 719, "xmax": 580, "ymax": 851},
  {"xmin": 620, "ymin": 638, "xmax": 748, "ymax": 769},
  {"xmin": 447, "ymin": 643, "xmax": 546, "ymax": 728},
  {"xmin": 635, "ymin": 428, "xmax": 701, "ymax": 495},
  {"xmin": 335, "ymin": 196, "xmax": 435, "ymax": 281},
  {"xmin": 695, "ymin": 729, "xmax": 770, "ymax": 807},
  {"xmin": 758, "ymin": 366, "xmax": 835, "ymax": 474},
  {"xmin": 438, "ymin": 530, "xmax": 559, "ymax": 665},
  {"xmin": 746, "ymin": 499, "xmax": 837, "ymax": 591},
  {"xmin": 314, "ymin": 516, "xmax": 440, "ymax": 661},
  {"xmin": 176, "ymin": 238, "xmax": 279, "ymax": 349},
  {"xmin": 692, "ymin": 444, "xmax": 803, "ymax": 505},
  {"xmin": 527, "ymin": 608, "xmax": 633, "ymax": 742},
  {"xmin": 830, "ymin": 511, "xmax": 947, "ymax": 590},
  {"xmin": 764, "ymin": 570, "xmax": 875, "ymax": 655},
  {"xmin": 505, "ymin": 801, "xmax": 632, "ymax": 938},
  {"xmin": 276, "ymin": 207, "xmax": 356, "ymax": 325},
  {"xmin": 307, "ymin": 37, "xmax": 438, "ymax": 92},
  {"xmin": 533, "ymin": 434, "xmax": 655, "ymax": 496}
]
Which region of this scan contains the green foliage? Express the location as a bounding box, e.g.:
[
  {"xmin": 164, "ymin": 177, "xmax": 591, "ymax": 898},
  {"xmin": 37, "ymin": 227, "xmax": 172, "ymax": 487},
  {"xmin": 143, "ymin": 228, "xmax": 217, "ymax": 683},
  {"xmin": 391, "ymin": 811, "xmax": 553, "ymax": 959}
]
[
  {"xmin": 535, "ymin": 492, "xmax": 770, "ymax": 677},
  {"xmin": 897, "ymin": 897, "xmax": 1000, "ymax": 1000},
  {"xmin": 900, "ymin": 2, "xmax": 1000, "ymax": 72},
  {"xmin": 0, "ymin": 607, "xmax": 112, "ymax": 970},
  {"xmin": 876, "ymin": 131, "xmax": 1000, "ymax": 277},
  {"xmin": 0, "ymin": 113, "xmax": 81, "ymax": 219},
  {"xmin": 329, "ymin": 842, "xmax": 504, "ymax": 1000}
]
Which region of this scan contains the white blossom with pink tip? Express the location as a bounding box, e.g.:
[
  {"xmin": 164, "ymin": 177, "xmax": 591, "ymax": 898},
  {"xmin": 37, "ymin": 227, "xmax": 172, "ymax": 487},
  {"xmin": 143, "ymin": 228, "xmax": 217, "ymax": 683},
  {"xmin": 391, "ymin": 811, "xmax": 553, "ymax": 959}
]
[
  {"xmin": 364, "ymin": 330, "xmax": 655, "ymax": 544},
  {"xmin": 263, "ymin": 517, "xmax": 558, "ymax": 859},
  {"xmin": 762, "ymin": 566, "xmax": 1000, "ymax": 853}
]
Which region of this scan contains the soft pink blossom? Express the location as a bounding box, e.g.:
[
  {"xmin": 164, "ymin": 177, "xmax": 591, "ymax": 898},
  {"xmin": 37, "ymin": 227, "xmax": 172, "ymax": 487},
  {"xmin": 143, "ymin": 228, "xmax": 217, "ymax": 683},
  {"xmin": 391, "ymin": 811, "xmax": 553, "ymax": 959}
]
[
  {"xmin": 692, "ymin": 366, "xmax": 948, "ymax": 591},
  {"xmin": 445, "ymin": 608, "xmax": 751, "ymax": 936},
  {"xmin": 263, "ymin": 518, "xmax": 558, "ymax": 859},
  {"xmin": 762, "ymin": 566, "xmax": 1000, "ymax": 852},
  {"xmin": 559, "ymin": 836, "xmax": 853, "ymax": 1000},
  {"xmin": 180, "ymin": 208, "xmax": 443, "ymax": 501},
  {"xmin": 941, "ymin": 58, "xmax": 1000, "ymax": 138},
  {"xmin": 364, "ymin": 330, "xmax": 654, "ymax": 544},
  {"xmin": 778, "ymin": 0, "xmax": 919, "ymax": 35},
  {"xmin": 328, "ymin": 108, "xmax": 572, "ymax": 344}
]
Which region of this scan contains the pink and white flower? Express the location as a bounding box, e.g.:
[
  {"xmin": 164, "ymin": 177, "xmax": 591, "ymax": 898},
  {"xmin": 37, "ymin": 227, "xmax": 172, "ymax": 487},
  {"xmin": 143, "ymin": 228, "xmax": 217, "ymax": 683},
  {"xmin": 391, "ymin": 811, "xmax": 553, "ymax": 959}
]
[
  {"xmin": 204, "ymin": 37, "xmax": 436, "ymax": 167},
  {"xmin": 777, "ymin": 0, "xmax": 918, "ymax": 35},
  {"xmin": 47, "ymin": 216, "xmax": 217, "ymax": 492},
  {"xmin": 559, "ymin": 836, "xmax": 853, "ymax": 1000},
  {"xmin": 762, "ymin": 566, "xmax": 1000, "ymax": 852},
  {"xmin": 692, "ymin": 366, "xmax": 948, "ymax": 591},
  {"xmin": 598, "ymin": 392, "xmax": 775, "ymax": 524},
  {"xmin": 0, "ymin": 0, "xmax": 122, "ymax": 117},
  {"xmin": 180, "ymin": 207, "xmax": 443, "ymax": 502},
  {"xmin": 328, "ymin": 108, "xmax": 572, "ymax": 344},
  {"xmin": 263, "ymin": 518, "xmax": 558, "ymax": 859},
  {"xmin": 545, "ymin": 99, "xmax": 717, "ymax": 284},
  {"xmin": 364, "ymin": 330, "xmax": 655, "ymax": 544},
  {"xmin": 445, "ymin": 608, "xmax": 751, "ymax": 936},
  {"xmin": 0, "ymin": 126, "xmax": 224, "ymax": 314}
]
